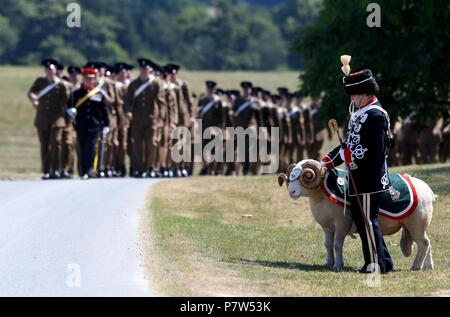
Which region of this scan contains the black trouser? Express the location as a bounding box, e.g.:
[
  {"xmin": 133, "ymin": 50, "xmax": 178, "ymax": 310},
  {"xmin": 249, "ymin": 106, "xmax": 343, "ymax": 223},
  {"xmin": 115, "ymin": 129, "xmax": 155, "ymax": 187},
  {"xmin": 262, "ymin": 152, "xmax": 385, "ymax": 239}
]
[
  {"xmin": 349, "ymin": 193, "xmax": 393, "ymax": 273},
  {"xmin": 77, "ymin": 128, "xmax": 100, "ymax": 176}
]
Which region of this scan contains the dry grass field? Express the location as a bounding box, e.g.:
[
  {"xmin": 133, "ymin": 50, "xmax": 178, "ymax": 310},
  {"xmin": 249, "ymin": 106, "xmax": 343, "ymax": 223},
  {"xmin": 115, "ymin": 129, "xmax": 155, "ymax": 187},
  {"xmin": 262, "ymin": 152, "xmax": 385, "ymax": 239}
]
[{"xmin": 144, "ymin": 164, "xmax": 450, "ymax": 296}]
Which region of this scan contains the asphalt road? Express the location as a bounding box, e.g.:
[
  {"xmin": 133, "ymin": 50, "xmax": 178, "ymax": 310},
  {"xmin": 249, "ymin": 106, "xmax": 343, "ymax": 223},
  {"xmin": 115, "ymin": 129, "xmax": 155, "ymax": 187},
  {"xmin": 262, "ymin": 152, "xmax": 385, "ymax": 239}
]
[{"xmin": 0, "ymin": 178, "xmax": 157, "ymax": 296}]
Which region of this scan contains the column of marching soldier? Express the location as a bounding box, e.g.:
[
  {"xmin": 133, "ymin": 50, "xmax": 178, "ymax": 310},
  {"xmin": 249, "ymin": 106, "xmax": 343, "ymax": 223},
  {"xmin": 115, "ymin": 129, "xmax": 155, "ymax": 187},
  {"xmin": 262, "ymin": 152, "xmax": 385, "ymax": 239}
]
[{"xmin": 26, "ymin": 57, "xmax": 339, "ymax": 180}]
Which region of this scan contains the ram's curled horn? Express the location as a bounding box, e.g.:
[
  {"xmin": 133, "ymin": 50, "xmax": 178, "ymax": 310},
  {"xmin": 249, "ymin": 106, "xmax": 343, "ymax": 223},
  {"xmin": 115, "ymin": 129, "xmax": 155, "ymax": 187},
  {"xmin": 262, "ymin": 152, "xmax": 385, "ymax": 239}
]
[
  {"xmin": 340, "ymin": 55, "xmax": 351, "ymax": 76},
  {"xmin": 299, "ymin": 161, "xmax": 327, "ymax": 189}
]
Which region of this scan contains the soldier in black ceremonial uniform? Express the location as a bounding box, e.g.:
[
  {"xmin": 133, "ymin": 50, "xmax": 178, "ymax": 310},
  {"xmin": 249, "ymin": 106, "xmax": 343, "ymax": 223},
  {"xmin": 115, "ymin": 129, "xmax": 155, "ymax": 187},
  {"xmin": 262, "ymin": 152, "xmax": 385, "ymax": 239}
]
[
  {"xmin": 67, "ymin": 68, "xmax": 110, "ymax": 179},
  {"xmin": 321, "ymin": 69, "xmax": 394, "ymax": 274}
]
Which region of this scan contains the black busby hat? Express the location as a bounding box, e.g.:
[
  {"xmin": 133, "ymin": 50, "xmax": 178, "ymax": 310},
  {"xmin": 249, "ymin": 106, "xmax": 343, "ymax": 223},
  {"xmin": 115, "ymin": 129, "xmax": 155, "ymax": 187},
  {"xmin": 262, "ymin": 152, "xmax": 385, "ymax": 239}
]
[
  {"xmin": 164, "ymin": 64, "xmax": 180, "ymax": 74},
  {"xmin": 343, "ymin": 69, "xmax": 379, "ymax": 95},
  {"xmin": 205, "ymin": 80, "xmax": 217, "ymax": 89},
  {"xmin": 277, "ymin": 87, "xmax": 289, "ymax": 96},
  {"xmin": 137, "ymin": 58, "xmax": 158, "ymax": 69},
  {"xmin": 55, "ymin": 62, "xmax": 64, "ymax": 71},
  {"xmin": 96, "ymin": 62, "xmax": 109, "ymax": 70},
  {"xmin": 293, "ymin": 91, "xmax": 303, "ymax": 98},
  {"xmin": 84, "ymin": 61, "xmax": 100, "ymax": 71},
  {"xmin": 240, "ymin": 81, "xmax": 253, "ymax": 89},
  {"xmin": 114, "ymin": 62, "xmax": 129, "ymax": 72},
  {"xmin": 215, "ymin": 88, "xmax": 225, "ymax": 95},
  {"xmin": 227, "ymin": 90, "xmax": 240, "ymax": 98},
  {"xmin": 271, "ymin": 94, "xmax": 281, "ymax": 103},
  {"xmin": 104, "ymin": 65, "xmax": 115, "ymax": 76},
  {"xmin": 253, "ymin": 86, "xmax": 263, "ymax": 93},
  {"xmin": 67, "ymin": 65, "xmax": 81, "ymax": 75},
  {"xmin": 41, "ymin": 59, "xmax": 59, "ymax": 70}
]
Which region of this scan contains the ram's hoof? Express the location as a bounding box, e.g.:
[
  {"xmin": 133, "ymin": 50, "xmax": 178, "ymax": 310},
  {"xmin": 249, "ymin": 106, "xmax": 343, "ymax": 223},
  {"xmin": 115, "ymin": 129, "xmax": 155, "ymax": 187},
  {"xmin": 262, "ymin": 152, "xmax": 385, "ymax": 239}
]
[{"xmin": 333, "ymin": 264, "xmax": 343, "ymax": 272}]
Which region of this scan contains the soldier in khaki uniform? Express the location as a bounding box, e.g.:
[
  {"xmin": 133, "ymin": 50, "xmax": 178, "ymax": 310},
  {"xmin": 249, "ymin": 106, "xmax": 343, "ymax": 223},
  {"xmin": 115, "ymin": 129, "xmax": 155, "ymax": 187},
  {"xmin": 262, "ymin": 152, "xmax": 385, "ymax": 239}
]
[
  {"xmin": 260, "ymin": 90, "xmax": 276, "ymax": 167},
  {"xmin": 212, "ymin": 88, "xmax": 228, "ymax": 175},
  {"xmin": 103, "ymin": 64, "xmax": 119, "ymax": 177},
  {"xmin": 308, "ymin": 97, "xmax": 327, "ymax": 160},
  {"xmin": 165, "ymin": 64, "xmax": 191, "ymax": 177},
  {"xmin": 93, "ymin": 62, "xmax": 116, "ymax": 177},
  {"xmin": 197, "ymin": 81, "xmax": 224, "ymax": 175},
  {"xmin": 125, "ymin": 58, "xmax": 164, "ymax": 178},
  {"xmin": 28, "ymin": 59, "xmax": 69, "ymax": 179},
  {"xmin": 156, "ymin": 66, "xmax": 178, "ymax": 178},
  {"xmin": 59, "ymin": 65, "xmax": 81, "ymax": 178},
  {"xmin": 233, "ymin": 81, "xmax": 261, "ymax": 176},
  {"xmin": 113, "ymin": 63, "xmax": 132, "ymax": 177},
  {"xmin": 269, "ymin": 94, "xmax": 282, "ymax": 171},
  {"xmin": 302, "ymin": 101, "xmax": 314, "ymax": 159},
  {"xmin": 287, "ymin": 92, "xmax": 306, "ymax": 164},
  {"xmin": 175, "ymin": 72, "xmax": 196, "ymax": 176},
  {"xmin": 219, "ymin": 89, "xmax": 239, "ymax": 176},
  {"xmin": 276, "ymin": 87, "xmax": 292, "ymax": 173}
]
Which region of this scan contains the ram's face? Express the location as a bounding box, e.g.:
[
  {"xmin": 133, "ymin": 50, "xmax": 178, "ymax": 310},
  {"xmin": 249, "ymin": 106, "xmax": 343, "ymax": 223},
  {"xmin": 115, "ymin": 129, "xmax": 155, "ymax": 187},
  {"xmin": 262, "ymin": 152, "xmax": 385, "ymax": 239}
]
[
  {"xmin": 286, "ymin": 166, "xmax": 303, "ymax": 200},
  {"xmin": 277, "ymin": 164, "xmax": 304, "ymax": 200},
  {"xmin": 277, "ymin": 160, "xmax": 325, "ymax": 200}
]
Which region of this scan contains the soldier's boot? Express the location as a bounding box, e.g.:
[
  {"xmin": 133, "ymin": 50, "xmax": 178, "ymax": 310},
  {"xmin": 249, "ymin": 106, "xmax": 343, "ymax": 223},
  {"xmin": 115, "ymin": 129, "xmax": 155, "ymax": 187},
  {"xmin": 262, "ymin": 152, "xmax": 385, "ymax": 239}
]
[{"xmin": 199, "ymin": 164, "xmax": 208, "ymax": 176}]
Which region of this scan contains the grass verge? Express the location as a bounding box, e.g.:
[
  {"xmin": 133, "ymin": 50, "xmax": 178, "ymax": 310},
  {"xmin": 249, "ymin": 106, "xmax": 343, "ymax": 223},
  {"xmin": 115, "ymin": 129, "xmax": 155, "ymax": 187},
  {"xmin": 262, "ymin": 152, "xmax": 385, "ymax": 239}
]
[{"xmin": 144, "ymin": 163, "xmax": 450, "ymax": 296}]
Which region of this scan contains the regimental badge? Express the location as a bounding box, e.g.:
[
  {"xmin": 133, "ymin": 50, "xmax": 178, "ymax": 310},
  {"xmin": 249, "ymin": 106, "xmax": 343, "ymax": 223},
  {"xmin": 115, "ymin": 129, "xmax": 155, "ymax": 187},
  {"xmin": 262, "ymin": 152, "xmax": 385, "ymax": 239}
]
[
  {"xmin": 389, "ymin": 186, "xmax": 400, "ymax": 201},
  {"xmin": 289, "ymin": 168, "xmax": 301, "ymax": 182},
  {"xmin": 337, "ymin": 177, "xmax": 345, "ymax": 186}
]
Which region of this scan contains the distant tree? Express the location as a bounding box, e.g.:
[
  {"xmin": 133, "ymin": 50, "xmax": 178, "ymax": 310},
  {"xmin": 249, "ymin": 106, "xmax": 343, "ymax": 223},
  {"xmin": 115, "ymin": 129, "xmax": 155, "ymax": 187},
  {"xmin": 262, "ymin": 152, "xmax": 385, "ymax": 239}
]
[
  {"xmin": 273, "ymin": 0, "xmax": 322, "ymax": 69},
  {"xmin": 0, "ymin": 0, "xmax": 308, "ymax": 70},
  {"xmin": 294, "ymin": 0, "xmax": 450, "ymax": 127},
  {"xmin": 0, "ymin": 15, "xmax": 18, "ymax": 61}
]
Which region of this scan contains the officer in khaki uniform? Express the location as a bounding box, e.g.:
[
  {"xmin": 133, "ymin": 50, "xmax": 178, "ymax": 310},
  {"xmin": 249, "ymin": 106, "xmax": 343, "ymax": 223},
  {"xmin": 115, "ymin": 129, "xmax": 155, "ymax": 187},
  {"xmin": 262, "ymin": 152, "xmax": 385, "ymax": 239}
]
[
  {"xmin": 125, "ymin": 58, "xmax": 164, "ymax": 178},
  {"xmin": 113, "ymin": 63, "xmax": 132, "ymax": 177},
  {"xmin": 28, "ymin": 59, "xmax": 69, "ymax": 179}
]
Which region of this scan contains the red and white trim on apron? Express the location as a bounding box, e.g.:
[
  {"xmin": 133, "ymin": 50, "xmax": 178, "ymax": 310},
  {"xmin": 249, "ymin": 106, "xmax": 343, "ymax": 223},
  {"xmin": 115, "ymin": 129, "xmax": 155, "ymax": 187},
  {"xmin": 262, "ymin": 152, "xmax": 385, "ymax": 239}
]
[{"xmin": 321, "ymin": 170, "xmax": 419, "ymax": 220}]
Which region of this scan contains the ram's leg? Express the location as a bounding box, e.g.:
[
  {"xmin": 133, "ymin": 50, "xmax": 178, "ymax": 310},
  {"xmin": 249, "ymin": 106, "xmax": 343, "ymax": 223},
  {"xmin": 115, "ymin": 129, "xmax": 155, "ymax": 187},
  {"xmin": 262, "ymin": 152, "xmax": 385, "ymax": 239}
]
[
  {"xmin": 333, "ymin": 231, "xmax": 346, "ymax": 271},
  {"xmin": 323, "ymin": 229, "xmax": 335, "ymax": 269},
  {"xmin": 411, "ymin": 233, "xmax": 431, "ymax": 271},
  {"xmin": 423, "ymin": 245, "xmax": 434, "ymax": 270}
]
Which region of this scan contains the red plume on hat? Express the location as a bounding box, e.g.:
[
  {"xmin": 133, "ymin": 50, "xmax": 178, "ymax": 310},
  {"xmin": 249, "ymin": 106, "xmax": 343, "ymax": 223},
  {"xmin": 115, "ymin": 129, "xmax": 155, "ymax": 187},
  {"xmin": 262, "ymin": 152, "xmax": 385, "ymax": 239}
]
[{"xmin": 81, "ymin": 67, "xmax": 97, "ymax": 78}]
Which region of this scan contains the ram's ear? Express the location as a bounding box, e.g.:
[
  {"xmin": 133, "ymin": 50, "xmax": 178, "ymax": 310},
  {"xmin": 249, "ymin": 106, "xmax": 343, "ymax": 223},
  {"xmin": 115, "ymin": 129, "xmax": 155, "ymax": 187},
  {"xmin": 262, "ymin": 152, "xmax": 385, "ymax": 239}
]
[{"xmin": 278, "ymin": 173, "xmax": 288, "ymax": 187}]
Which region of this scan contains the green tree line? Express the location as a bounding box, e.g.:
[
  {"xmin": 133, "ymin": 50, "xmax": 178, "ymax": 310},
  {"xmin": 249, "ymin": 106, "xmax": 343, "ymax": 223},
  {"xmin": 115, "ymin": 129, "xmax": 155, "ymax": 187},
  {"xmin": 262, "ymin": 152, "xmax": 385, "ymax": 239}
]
[{"xmin": 0, "ymin": 0, "xmax": 320, "ymax": 70}]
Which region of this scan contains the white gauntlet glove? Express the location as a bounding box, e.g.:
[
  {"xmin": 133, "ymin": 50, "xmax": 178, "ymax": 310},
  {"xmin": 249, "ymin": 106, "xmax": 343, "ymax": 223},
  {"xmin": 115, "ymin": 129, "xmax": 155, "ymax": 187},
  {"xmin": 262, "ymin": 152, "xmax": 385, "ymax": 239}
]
[{"xmin": 66, "ymin": 107, "xmax": 77, "ymax": 118}]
